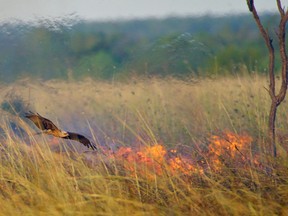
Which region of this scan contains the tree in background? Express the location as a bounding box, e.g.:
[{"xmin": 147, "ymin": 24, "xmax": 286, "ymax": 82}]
[{"xmin": 246, "ymin": 0, "xmax": 288, "ymax": 157}]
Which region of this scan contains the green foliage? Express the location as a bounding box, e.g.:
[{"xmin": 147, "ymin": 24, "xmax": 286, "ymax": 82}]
[
  {"xmin": 128, "ymin": 33, "xmax": 211, "ymax": 76},
  {"xmin": 69, "ymin": 32, "xmax": 102, "ymax": 53},
  {"xmin": 0, "ymin": 13, "xmax": 280, "ymax": 81},
  {"xmin": 75, "ymin": 51, "xmax": 117, "ymax": 79}
]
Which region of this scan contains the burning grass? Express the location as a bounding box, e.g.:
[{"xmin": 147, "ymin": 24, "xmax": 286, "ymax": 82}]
[{"xmin": 0, "ymin": 75, "xmax": 288, "ymax": 215}]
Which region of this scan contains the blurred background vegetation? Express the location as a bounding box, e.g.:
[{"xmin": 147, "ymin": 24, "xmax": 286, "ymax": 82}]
[{"xmin": 0, "ymin": 13, "xmax": 280, "ymax": 82}]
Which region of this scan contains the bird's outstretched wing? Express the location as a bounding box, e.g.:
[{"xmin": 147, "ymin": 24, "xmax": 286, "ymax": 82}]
[
  {"xmin": 26, "ymin": 111, "xmax": 68, "ymax": 137},
  {"xmin": 25, "ymin": 111, "xmax": 97, "ymax": 151},
  {"xmin": 63, "ymin": 132, "xmax": 97, "ymax": 150},
  {"xmin": 25, "ymin": 111, "xmax": 62, "ymax": 132}
]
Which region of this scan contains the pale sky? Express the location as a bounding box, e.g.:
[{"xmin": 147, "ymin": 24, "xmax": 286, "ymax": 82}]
[{"xmin": 0, "ymin": 0, "xmax": 282, "ymax": 22}]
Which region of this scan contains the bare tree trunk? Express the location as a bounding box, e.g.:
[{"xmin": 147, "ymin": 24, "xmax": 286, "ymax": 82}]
[
  {"xmin": 268, "ymin": 101, "xmax": 277, "ymax": 157},
  {"xmin": 246, "ymin": 0, "xmax": 288, "ymax": 157}
]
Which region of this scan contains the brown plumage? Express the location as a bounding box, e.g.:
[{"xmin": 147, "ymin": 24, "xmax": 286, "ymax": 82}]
[
  {"xmin": 25, "ymin": 112, "xmax": 97, "ymax": 150},
  {"xmin": 25, "ymin": 112, "xmax": 68, "ymax": 137}
]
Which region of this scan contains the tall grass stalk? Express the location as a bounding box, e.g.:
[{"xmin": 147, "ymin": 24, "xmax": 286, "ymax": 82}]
[{"xmin": 0, "ymin": 75, "xmax": 287, "ymax": 215}]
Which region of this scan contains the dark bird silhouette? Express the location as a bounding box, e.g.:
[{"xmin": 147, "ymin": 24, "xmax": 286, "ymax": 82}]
[{"xmin": 25, "ymin": 112, "xmax": 97, "ymax": 150}]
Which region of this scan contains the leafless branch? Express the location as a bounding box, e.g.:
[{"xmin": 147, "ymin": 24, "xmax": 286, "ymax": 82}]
[
  {"xmin": 246, "ymin": 0, "xmax": 254, "ymax": 12},
  {"xmin": 275, "ymin": 11, "xmax": 288, "ymax": 105},
  {"xmin": 245, "ymin": 0, "xmax": 288, "ymax": 157},
  {"xmin": 277, "ymin": 0, "xmax": 285, "ymax": 16},
  {"xmin": 249, "ymin": 3, "xmax": 276, "ymax": 100}
]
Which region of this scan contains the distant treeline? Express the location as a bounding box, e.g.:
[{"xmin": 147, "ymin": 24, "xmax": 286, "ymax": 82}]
[{"xmin": 0, "ymin": 13, "xmax": 280, "ymax": 82}]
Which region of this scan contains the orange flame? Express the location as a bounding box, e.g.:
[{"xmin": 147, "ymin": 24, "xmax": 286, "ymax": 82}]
[
  {"xmin": 112, "ymin": 144, "xmax": 196, "ymax": 178},
  {"xmin": 109, "ymin": 131, "xmax": 254, "ymax": 179},
  {"xmin": 208, "ymin": 131, "xmax": 253, "ymax": 170},
  {"xmin": 168, "ymin": 156, "xmax": 195, "ymax": 174}
]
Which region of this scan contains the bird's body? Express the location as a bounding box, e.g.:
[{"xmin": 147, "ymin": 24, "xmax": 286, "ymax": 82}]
[
  {"xmin": 25, "ymin": 112, "xmax": 68, "ymax": 137},
  {"xmin": 25, "ymin": 112, "xmax": 97, "ymax": 150}
]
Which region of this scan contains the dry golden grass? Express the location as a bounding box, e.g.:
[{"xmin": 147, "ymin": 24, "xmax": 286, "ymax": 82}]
[{"xmin": 0, "ymin": 75, "xmax": 287, "ymax": 215}]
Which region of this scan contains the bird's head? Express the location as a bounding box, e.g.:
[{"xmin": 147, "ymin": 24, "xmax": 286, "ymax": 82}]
[
  {"xmin": 59, "ymin": 130, "xmax": 69, "ymax": 137},
  {"xmin": 56, "ymin": 130, "xmax": 69, "ymax": 137}
]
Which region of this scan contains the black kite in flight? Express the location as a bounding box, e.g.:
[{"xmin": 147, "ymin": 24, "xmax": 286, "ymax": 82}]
[{"xmin": 25, "ymin": 112, "xmax": 97, "ymax": 150}]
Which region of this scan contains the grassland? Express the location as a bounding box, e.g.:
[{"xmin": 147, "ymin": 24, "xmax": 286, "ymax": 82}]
[{"xmin": 0, "ymin": 75, "xmax": 288, "ymax": 215}]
